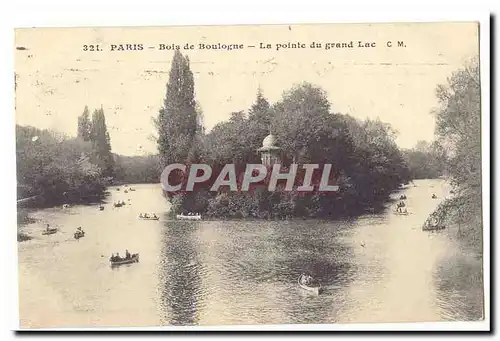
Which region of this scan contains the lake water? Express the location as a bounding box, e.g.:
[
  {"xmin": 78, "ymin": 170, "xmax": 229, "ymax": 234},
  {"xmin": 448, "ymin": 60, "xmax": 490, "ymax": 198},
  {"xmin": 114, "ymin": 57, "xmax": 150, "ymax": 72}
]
[{"xmin": 17, "ymin": 179, "xmax": 483, "ymax": 327}]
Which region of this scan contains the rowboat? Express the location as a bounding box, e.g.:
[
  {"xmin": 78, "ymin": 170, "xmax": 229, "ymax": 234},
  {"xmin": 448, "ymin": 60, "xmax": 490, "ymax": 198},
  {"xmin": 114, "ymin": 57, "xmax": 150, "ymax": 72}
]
[
  {"xmin": 394, "ymin": 211, "xmax": 409, "ymax": 216},
  {"xmin": 298, "ymin": 275, "xmax": 321, "ymax": 295},
  {"xmin": 74, "ymin": 231, "xmax": 85, "ymax": 239},
  {"xmin": 110, "ymin": 253, "xmax": 139, "ymax": 266},
  {"xmin": 42, "ymin": 228, "xmax": 58, "ymax": 235},
  {"xmin": 137, "ymin": 215, "xmax": 159, "ymax": 220},
  {"xmin": 176, "ymin": 214, "xmax": 202, "ymax": 221}
]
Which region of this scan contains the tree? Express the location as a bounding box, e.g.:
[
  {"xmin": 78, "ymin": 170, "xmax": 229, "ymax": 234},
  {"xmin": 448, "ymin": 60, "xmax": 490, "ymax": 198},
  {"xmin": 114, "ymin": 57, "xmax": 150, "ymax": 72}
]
[
  {"xmin": 77, "ymin": 106, "xmax": 92, "ymax": 141},
  {"xmin": 271, "ymin": 83, "xmax": 333, "ymax": 163},
  {"xmin": 434, "ymin": 57, "xmax": 480, "ymax": 190},
  {"xmin": 248, "ymin": 87, "xmax": 272, "ymax": 129},
  {"xmin": 90, "ymin": 107, "xmax": 114, "ymax": 178},
  {"xmin": 427, "ymin": 57, "xmax": 481, "ymax": 248},
  {"xmin": 16, "ymin": 125, "xmax": 105, "ymax": 206},
  {"xmin": 155, "ymin": 50, "xmax": 199, "ymax": 168},
  {"xmin": 114, "ymin": 154, "xmax": 160, "ymax": 183},
  {"xmin": 341, "ymin": 116, "xmax": 410, "ymax": 206},
  {"xmin": 404, "ymin": 140, "xmax": 447, "ymax": 179}
]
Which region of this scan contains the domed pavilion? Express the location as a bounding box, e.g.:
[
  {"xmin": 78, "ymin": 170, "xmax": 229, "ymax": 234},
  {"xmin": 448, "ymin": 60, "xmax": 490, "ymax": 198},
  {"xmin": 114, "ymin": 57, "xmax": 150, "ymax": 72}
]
[{"xmin": 257, "ymin": 134, "xmax": 281, "ymax": 166}]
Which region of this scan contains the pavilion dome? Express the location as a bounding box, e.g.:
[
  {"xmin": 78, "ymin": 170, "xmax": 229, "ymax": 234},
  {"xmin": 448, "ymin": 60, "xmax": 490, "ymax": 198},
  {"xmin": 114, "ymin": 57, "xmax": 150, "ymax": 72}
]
[{"xmin": 262, "ymin": 134, "xmax": 277, "ymax": 148}]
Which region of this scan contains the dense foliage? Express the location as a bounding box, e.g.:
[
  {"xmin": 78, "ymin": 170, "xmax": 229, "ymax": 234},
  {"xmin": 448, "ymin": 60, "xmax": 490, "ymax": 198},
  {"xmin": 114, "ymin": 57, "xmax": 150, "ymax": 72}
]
[
  {"xmin": 17, "ymin": 105, "xmax": 117, "ymax": 207},
  {"xmin": 16, "ymin": 125, "xmax": 105, "ymax": 206},
  {"xmin": 155, "ymin": 50, "xmax": 201, "ymax": 168},
  {"xmin": 156, "ymin": 52, "xmax": 412, "ymax": 218},
  {"xmin": 435, "ymin": 58, "xmax": 481, "ymax": 191},
  {"xmin": 403, "ymin": 140, "xmax": 447, "ymax": 179},
  {"xmin": 89, "ymin": 107, "xmax": 115, "ymax": 178},
  {"xmin": 428, "ymin": 58, "xmax": 482, "ymax": 248},
  {"xmin": 114, "ymin": 154, "xmax": 160, "ymax": 184}
]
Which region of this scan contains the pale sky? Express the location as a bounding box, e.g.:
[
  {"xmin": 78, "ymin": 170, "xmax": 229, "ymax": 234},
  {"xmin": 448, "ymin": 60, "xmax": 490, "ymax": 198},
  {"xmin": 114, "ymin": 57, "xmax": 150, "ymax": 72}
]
[{"xmin": 15, "ymin": 23, "xmax": 479, "ymax": 156}]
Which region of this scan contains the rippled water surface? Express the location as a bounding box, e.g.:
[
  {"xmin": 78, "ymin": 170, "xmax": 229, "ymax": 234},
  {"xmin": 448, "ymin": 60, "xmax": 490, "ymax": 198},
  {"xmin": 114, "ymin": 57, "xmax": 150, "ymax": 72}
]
[{"xmin": 18, "ymin": 180, "xmax": 483, "ymax": 327}]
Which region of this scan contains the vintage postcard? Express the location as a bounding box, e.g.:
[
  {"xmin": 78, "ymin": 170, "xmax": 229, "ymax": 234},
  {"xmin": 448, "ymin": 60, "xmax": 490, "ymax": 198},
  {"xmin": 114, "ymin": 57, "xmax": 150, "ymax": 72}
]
[{"xmin": 14, "ymin": 22, "xmax": 488, "ymax": 330}]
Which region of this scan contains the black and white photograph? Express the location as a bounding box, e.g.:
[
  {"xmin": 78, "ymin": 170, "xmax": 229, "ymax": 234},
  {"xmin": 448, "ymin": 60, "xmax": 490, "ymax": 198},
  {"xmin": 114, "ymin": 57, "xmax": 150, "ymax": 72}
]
[{"xmin": 13, "ymin": 21, "xmax": 488, "ymax": 329}]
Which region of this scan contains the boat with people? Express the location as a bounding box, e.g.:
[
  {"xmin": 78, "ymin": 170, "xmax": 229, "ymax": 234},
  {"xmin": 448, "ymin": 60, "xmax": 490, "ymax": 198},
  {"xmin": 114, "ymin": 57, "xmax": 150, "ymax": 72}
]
[
  {"xmin": 298, "ymin": 274, "xmax": 321, "ymax": 294},
  {"xmin": 109, "ymin": 251, "xmax": 139, "ymax": 266},
  {"xmin": 114, "ymin": 201, "xmax": 126, "ymax": 208},
  {"xmin": 394, "ymin": 201, "xmax": 409, "ymax": 215},
  {"xmin": 99, "ymin": 205, "xmax": 105, "ymax": 211},
  {"xmin": 176, "ymin": 213, "xmax": 202, "ymax": 221},
  {"xmin": 129, "ymin": 188, "xmax": 136, "ymax": 191},
  {"xmin": 42, "ymin": 228, "xmax": 58, "ymax": 235},
  {"xmin": 74, "ymin": 230, "xmax": 85, "ymax": 239},
  {"xmin": 42, "ymin": 224, "xmax": 58, "ymax": 235},
  {"xmin": 137, "ymin": 213, "xmax": 159, "ymax": 220},
  {"xmin": 62, "ymin": 204, "xmax": 70, "ymax": 209}
]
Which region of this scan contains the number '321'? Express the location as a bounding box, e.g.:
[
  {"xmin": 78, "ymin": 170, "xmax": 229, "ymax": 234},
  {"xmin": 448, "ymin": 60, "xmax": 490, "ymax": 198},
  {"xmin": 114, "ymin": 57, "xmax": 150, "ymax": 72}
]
[{"xmin": 82, "ymin": 45, "xmax": 102, "ymax": 51}]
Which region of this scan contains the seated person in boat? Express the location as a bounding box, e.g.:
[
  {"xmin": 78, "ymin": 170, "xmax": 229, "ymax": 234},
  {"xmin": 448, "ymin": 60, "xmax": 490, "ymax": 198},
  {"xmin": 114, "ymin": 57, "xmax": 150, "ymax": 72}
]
[
  {"xmin": 125, "ymin": 249, "xmax": 131, "ymax": 259},
  {"xmin": 300, "ymin": 274, "xmax": 314, "ymax": 285}
]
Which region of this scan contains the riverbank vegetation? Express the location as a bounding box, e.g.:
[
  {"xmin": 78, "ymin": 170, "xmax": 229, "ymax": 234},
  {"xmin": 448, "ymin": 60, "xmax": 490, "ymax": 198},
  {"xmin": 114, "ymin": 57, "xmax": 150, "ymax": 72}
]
[
  {"xmin": 18, "ymin": 50, "xmax": 479, "ymax": 226},
  {"xmin": 114, "ymin": 154, "xmax": 160, "ymax": 184},
  {"xmin": 403, "ymin": 140, "xmax": 447, "ymax": 179},
  {"xmin": 156, "ymin": 51, "xmax": 412, "ymax": 218},
  {"xmin": 16, "ymin": 124, "xmax": 106, "ymax": 207},
  {"xmin": 17, "ymin": 102, "xmax": 163, "ymax": 208},
  {"xmin": 424, "ymin": 57, "xmax": 482, "ymax": 252}
]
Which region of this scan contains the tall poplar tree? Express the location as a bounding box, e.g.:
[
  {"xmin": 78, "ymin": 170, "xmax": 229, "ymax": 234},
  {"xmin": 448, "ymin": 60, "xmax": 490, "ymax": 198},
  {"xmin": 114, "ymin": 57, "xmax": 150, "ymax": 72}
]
[
  {"xmin": 248, "ymin": 87, "xmax": 272, "ymax": 129},
  {"xmin": 90, "ymin": 107, "xmax": 114, "ymax": 178},
  {"xmin": 156, "ymin": 50, "xmax": 198, "ymax": 168},
  {"xmin": 77, "ymin": 106, "xmax": 92, "ymax": 141}
]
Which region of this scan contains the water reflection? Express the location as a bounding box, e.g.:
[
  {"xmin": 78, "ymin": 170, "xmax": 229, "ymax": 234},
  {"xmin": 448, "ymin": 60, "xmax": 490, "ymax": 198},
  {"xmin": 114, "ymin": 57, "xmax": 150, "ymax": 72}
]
[
  {"xmin": 155, "ymin": 219, "xmax": 359, "ymax": 325},
  {"xmin": 433, "ymin": 243, "xmax": 484, "ymax": 321},
  {"xmin": 158, "ymin": 219, "xmax": 204, "ymax": 325},
  {"xmin": 17, "ymin": 180, "xmax": 484, "ymax": 327}
]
